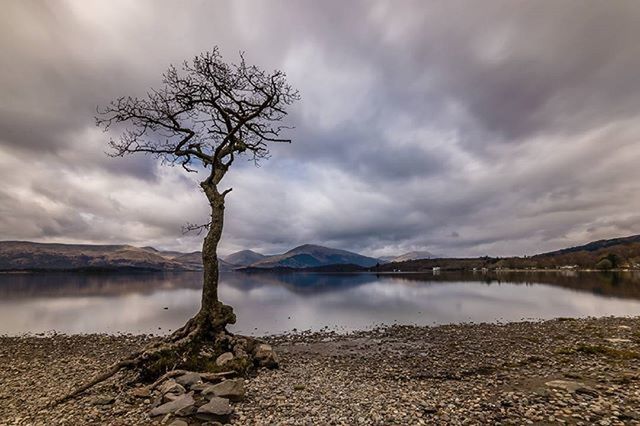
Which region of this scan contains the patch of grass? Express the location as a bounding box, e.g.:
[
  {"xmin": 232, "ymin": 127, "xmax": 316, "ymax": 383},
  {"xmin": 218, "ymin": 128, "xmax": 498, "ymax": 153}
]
[
  {"xmin": 518, "ymin": 355, "xmax": 545, "ymax": 366},
  {"xmin": 576, "ymin": 344, "xmax": 640, "ymax": 360},
  {"xmin": 139, "ymin": 341, "xmax": 254, "ymax": 382},
  {"xmin": 554, "ymin": 347, "xmax": 574, "ymax": 355}
]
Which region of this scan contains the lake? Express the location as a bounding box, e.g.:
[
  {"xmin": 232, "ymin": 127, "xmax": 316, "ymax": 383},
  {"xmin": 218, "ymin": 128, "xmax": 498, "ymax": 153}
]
[{"xmin": 1, "ymin": 270, "xmax": 640, "ymax": 336}]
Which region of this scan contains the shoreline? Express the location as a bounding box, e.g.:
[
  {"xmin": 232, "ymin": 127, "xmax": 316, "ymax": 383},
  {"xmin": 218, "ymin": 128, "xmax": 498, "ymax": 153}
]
[
  {"xmin": 2, "ymin": 317, "xmax": 640, "ymax": 424},
  {"xmin": 1, "ymin": 267, "xmax": 639, "ymax": 276}
]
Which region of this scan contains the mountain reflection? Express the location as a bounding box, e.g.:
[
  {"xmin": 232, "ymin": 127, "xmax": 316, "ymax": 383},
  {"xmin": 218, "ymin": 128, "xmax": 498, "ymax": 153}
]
[
  {"xmin": 1, "ymin": 271, "xmax": 640, "ymax": 335},
  {"xmin": 2, "ymin": 270, "xmax": 639, "ymax": 299}
]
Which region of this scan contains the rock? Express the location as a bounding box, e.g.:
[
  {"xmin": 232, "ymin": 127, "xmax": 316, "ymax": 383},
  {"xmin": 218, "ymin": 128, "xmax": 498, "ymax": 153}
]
[
  {"xmin": 129, "ymin": 387, "xmax": 150, "ymax": 398},
  {"xmin": 190, "ymin": 382, "xmax": 210, "ymax": 392},
  {"xmin": 175, "ymin": 372, "xmax": 202, "ymax": 387},
  {"xmin": 196, "ymin": 396, "xmax": 233, "ymax": 422},
  {"xmin": 545, "ymin": 380, "xmax": 586, "ymax": 393},
  {"xmin": 605, "ymin": 338, "xmax": 632, "ymax": 343},
  {"xmin": 175, "ymin": 403, "xmax": 197, "ymax": 417},
  {"xmin": 215, "ymin": 352, "xmax": 234, "ymax": 367},
  {"xmin": 168, "ymin": 420, "xmax": 189, "ymax": 426},
  {"xmin": 159, "ymin": 379, "xmax": 186, "ymax": 396},
  {"xmin": 163, "ymin": 392, "xmax": 182, "ymax": 403},
  {"xmin": 575, "ymin": 387, "xmax": 599, "ymax": 397},
  {"xmin": 202, "ymin": 379, "xmax": 245, "ymax": 401},
  {"xmin": 149, "ymin": 393, "xmax": 195, "ymax": 417},
  {"xmin": 294, "ymin": 384, "xmax": 305, "ymax": 391},
  {"xmin": 90, "ymin": 395, "xmax": 115, "ymax": 405},
  {"xmin": 253, "ymin": 343, "xmax": 279, "ymax": 368},
  {"xmin": 618, "ymin": 325, "xmax": 631, "ymax": 330},
  {"xmin": 150, "ymin": 395, "xmax": 163, "ymax": 408}
]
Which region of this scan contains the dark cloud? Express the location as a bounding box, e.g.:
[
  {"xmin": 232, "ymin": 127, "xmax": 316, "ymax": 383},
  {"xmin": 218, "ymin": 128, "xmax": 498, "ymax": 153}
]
[{"xmin": 1, "ymin": 0, "xmax": 640, "ymax": 257}]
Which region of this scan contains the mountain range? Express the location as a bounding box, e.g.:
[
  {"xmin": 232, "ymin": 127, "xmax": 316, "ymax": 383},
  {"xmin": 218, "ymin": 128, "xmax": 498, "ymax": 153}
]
[
  {"xmin": 0, "ymin": 241, "xmax": 191, "ymax": 272},
  {"xmin": 3, "ymin": 234, "xmax": 638, "ymax": 272},
  {"xmin": 0, "ymin": 241, "xmax": 401, "ymax": 272}
]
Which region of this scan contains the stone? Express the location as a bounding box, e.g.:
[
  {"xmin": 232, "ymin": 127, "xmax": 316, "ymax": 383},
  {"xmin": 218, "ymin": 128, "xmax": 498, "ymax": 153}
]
[
  {"xmin": 150, "ymin": 395, "xmax": 163, "ymax": 408},
  {"xmin": 202, "ymin": 379, "xmax": 245, "ymax": 402},
  {"xmin": 605, "ymin": 338, "xmax": 632, "ymax": 343},
  {"xmin": 90, "ymin": 395, "xmax": 115, "ymax": 405},
  {"xmin": 196, "ymin": 396, "xmax": 233, "ymax": 422},
  {"xmin": 253, "ymin": 343, "xmax": 279, "ymax": 368},
  {"xmin": 215, "ymin": 352, "xmax": 234, "ymax": 367},
  {"xmin": 159, "ymin": 380, "xmax": 186, "ymax": 396},
  {"xmin": 545, "ymin": 380, "xmax": 586, "ymax": 393},
  {"xmin": 168, "ymin": 420, "xmax": 189, "ymax": 426},
  {"xmin": 575, "ymin": 387, "xmax": 599, "ymax": 397},
  {"xmin": 175, "ymin": 403, "xmax": 197, "ymax": 417},
  {"xmin": 163, "ymin": 392, "xmax": 182, "ymax": 403},
  {"xmin": 190, "ymin": 382, "xmax": 210, "ymax": 392},
  {"xmin": 175, "ymin": 372, "xmax": 202, "ymax": 387},
  {"xmin": 149, "ymin": 393, "xmax": 195, "ymax": 417},
  {"xmin": 129, "ymin": 387, "xmax": 150, "ymax": 398}
]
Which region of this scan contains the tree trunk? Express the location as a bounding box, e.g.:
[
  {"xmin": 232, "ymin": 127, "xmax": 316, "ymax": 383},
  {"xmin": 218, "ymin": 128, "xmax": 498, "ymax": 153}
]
[
  {"xmin": 55, "ymin": 182, "xmax": 267, "ymax": 402},
  {"xmin": 197, "ymin": 184, "xmax": 235, "ymax": 332}
]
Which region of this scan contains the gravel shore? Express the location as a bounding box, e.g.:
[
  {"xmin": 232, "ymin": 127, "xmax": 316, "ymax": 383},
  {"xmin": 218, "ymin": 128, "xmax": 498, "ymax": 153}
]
[{"xmin": 2, "ymin": 317, "xmax": 640, "ymax": 425}]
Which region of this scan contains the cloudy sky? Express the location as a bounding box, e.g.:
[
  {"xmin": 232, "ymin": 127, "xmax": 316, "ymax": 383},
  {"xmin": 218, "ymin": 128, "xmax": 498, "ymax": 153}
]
[{"xmin": 2, "ymin": 1, "xmax": 640, "ymax": 257}]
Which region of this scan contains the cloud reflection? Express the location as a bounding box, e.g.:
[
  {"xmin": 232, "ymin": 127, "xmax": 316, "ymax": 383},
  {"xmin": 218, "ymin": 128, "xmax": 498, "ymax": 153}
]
[{"xmin": 1, "ymin": 272, "xmax": 640, "ymax": 335}]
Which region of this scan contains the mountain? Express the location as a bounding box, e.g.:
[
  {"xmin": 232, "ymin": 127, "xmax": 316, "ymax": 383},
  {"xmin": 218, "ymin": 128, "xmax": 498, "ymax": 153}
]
[
  {"xmin": 248, "ymin": 244, "xmax": 379, "ymax": 269},
  {"xmin": 386, "ymin": 251, "xmax": 435, "ymax": 263},
  {"xmin": 0, "ymin": 241, "xmax": 194, "ymax": 271},
  {"xmin": 141, "ymin": 247, "xmax": 186, "ymax": 259},
  {"xmin": 223, "ymin": 250, "xmax": 266, "ymax": 267},
  {"xmin": 173, "ymin": 251, "xmax": 236, "ymax": 272},
  {"xmin": 0, "ymin": 241, "xmax": 378, "ymax": 272},
  {"xmin": 375, "ymin": 234, "xmax": 640, "ymax": 272},
  {"xmin": 172, "ymin": 251, "xmax": 203, "ymax": 269},
  {"xmin": 530, "ymin": 234, "xmax": 640, "ymax": 269},
  {"xmin": 540, "ymin": 234, "xmax": 640, "ymax": 256}
]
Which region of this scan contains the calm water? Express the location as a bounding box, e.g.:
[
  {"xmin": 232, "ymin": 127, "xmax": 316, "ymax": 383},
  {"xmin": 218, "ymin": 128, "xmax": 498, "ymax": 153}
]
[{"xmin": 1, "ymin": 271, "xmax": 640, "ymax": 336}]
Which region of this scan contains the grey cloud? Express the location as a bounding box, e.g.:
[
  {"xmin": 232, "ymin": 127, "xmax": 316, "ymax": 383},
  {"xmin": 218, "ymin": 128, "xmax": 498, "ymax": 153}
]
[{"xmin": 1, "ymin": 1, "xmax": 640, "ymax": 257}]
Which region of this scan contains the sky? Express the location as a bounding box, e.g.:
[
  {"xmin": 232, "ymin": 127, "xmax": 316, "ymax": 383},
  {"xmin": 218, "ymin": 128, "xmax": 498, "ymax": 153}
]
[{"xmin": 1, "ymin": 0, "xmax": 640, "ymax": 258}]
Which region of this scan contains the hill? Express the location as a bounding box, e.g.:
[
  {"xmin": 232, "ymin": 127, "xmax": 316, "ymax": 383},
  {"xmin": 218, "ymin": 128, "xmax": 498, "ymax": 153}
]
[
  {"xmin": 223, "ymin": 250, "xmax": 266, "ymax": 267},
  {"xmin": 0, "ymin": 241, "xmax": 379, "ymax": 272},
  {"xmin": 248, "ymin": 244, "xmax": 379, "ymax": 269},
  {"xmin": 375, "ymin": 234, "xmax": 640, "ymax": 272},
  {"xmin": 0, "ymin": 241, "xmax": 196, "ymax": 272},
  {"xmin": 5, "ymin": 234, "xmax": 639, "ymax": 273},
  {"xmin": 529, "ymin": 234, "xmax": 640, "ymax": 269},
  {"xmin": 386, "ymin": 250, "xmax": 435, "ymax": 263},
  {"xmin": 540, "ymin": 234, "xmax": 640, "ymax": 256},
  {"xmin": 173, "ymin": 251, "xmax": 236, "ymax": 272}
]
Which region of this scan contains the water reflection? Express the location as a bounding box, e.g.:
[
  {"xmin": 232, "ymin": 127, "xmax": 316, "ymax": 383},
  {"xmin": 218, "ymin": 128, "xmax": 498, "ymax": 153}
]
[{"xmin": 1, "ymin": 271, "xmax": 640, "ymax": 335}]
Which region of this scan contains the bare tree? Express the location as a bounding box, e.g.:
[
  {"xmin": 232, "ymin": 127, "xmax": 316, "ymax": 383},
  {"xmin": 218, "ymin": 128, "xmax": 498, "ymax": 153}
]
[{"xmin": 57, "ymin": 48, "xmax": 298, "ymax": 402}]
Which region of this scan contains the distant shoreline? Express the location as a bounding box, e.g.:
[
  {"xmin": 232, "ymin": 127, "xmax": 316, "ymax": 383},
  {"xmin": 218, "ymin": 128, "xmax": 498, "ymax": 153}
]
[{"xmin": 1, "ymin": 266, "xmax": 639, "ymax": 275}]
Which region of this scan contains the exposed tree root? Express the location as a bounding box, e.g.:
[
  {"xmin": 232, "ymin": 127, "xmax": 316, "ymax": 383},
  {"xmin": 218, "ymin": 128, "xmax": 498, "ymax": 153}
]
[
  {"xmin": 51, "ymin": 304, "xmax": 270, "ymax": 407},
  {"xmin": 52, "ymin": 355, "xmax": 141, "ymax": 406}
]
